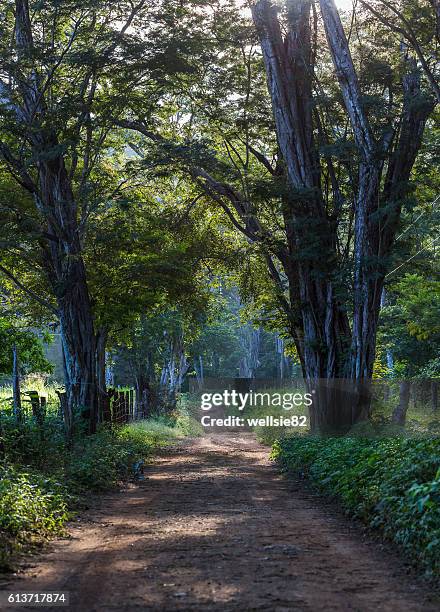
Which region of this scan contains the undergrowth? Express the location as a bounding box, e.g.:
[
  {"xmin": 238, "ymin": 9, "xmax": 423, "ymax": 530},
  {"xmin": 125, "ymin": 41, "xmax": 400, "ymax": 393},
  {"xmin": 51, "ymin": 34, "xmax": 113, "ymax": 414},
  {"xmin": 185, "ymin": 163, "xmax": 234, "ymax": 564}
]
[
  {"xmin": 272, "ymin": 435, "xmax": 440, "ymax": 579},
  {"xmin": 0, "ymin": 406, "xmax": 201, "ymax": 571}
]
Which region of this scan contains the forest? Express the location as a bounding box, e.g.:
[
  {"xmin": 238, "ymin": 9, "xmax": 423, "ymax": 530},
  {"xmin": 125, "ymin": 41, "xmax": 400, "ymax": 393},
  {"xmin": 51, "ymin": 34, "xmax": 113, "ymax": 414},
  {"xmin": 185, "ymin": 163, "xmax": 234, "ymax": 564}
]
[{"xmin": 0, "ymin": 0, "xmax": 439, "ymax": 609}]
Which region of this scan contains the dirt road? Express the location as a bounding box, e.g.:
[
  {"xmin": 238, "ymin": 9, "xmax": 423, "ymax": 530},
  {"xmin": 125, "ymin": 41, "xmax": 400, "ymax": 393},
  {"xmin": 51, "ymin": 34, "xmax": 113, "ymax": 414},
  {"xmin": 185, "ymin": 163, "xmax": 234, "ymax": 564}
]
[{"xmin": 2, "ymin": 433, "xmax": 438, "ymax": 611}]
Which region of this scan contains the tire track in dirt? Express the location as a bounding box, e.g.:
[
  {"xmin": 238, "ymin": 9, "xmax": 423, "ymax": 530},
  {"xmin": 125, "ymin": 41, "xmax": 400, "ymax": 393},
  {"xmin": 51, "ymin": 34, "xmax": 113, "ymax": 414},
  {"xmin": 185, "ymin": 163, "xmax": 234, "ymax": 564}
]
[{"xmin": 1, "ymin": 433, "xmax": 438, "ymax": 611}]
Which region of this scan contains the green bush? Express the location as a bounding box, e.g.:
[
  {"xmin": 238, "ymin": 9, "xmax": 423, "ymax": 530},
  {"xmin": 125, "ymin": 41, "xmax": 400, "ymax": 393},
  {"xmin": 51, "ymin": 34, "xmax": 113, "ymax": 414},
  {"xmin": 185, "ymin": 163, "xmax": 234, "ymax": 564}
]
[
  {"xmin": 272, "ymin": 436, "xmax": 440, "ymax": 577},
  {"xmin": 65, "ymin": 419, "xmax": 191, "ymax": 492},
  {"xmin": 0, "ymin": 415, "xmax": 65, "ymax": 471},
  {"xmin": 0, "ymin": 414, "xmax": 192, "ymax": 570},
  {"xmin": 65, "ymin": 428, "xmax": 142, "ymax": 491},
  {"xmin": 173, "ymin": 411, "xmax": 204, "ymax": 437},
  {"xmin": 0, "ymin": 466, "xmax": 68, "ymax": 538},
  {"xmin": 0, "ymin": 465, "xmax": 69, "ymax": 570}
]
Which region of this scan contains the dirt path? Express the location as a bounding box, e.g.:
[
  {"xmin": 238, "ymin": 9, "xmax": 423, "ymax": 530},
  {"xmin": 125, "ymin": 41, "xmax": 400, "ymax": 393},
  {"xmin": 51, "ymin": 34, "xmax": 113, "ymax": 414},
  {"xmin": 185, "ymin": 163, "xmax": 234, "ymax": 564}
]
[{"xmin": 2, "ymin": 433, "xmax": 439, "ymax": 611}]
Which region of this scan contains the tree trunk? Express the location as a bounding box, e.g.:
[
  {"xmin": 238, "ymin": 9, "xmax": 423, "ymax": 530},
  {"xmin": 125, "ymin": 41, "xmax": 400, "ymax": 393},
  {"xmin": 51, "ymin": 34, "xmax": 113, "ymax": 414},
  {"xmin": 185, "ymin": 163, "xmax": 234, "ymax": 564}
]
[
  {"xmin": 105, "ymin": 353, "xmax": 114, "ymax": 388},
  {"xmin": 135, "ymin": 373, "xmax": 151, "ymax": 419},
  {"xmin": 307, "ymin": 378, "xmax": 372, "ymax": 434},
  {"xmin": 252, "ymin": 0, "xmax": 351, "ymax": 384},
  {"xmin": 37, "ymin": 151, "xmax": 98, "ymax": 432},
  {"xmin": 194, "ymin": 355, "xmax": 204, "ymax": 389},
  {"xmin": 276, "ymin": 336, "xmax": 284, "ymax": 380},
  {"xmin": 12, "ymin": 344, "xmax": 22, "ymax": 423},
  {"xmin": 58, "ymin": 287, "xmax": 97, "ymax": 433},
  {"xmin": 160, "ymin": 336, "xmax": 189, "ymax": 411},
  {"xmin": 432, "ymin": 380, "xmax": 438, "ymax": 413},
  {"xmin": 176, "ymin": 351, "xmax": 190, "ymax": 393},
  {"xmin": 96, "ymin": 327, "xmax": 108, "ymax": 423},
  {"xmin": 252, "ymin": 0, "xmax": 357, "ymax": 433},
  {"xmin": 56, "ymin": 390, "xmax": 73, "ymax": 443},
  {"xmin": 392, "ymin": 380, "xmax": 411, "ymax": 426},
  {"xmin": 12, "ymin": 0, "xmax": 98, "ymax": 434},
  {"xmin": 239, "ymin": 326, "xmax": 261, "ymax": 378}
]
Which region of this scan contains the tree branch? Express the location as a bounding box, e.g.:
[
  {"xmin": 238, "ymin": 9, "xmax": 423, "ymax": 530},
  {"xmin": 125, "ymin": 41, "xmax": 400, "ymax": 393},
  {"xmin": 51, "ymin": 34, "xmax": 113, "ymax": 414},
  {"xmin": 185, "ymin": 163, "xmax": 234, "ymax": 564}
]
[
  {"xmin": 0, "ymin": 141, "xmax": 37, "ymax": 193},
  {"xmin": 243, "ymin": 141, "xmax": 277, "ymax": 175},
  {"xmin": 319, "ymin": 0, "xmax": 376, "ymax": 158},
  {"xmin": 359, "ymin": 0, "xmax": 440, "ymax": 104},
  {"xmin": 0, "ymin": 264, "xmax": 58, "ymax": 315}
]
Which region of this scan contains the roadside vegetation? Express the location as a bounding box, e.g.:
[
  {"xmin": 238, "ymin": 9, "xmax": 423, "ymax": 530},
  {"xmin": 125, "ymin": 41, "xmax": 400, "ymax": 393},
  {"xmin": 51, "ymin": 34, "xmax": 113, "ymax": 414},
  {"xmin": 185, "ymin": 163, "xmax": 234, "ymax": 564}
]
[
  {"xmin": 272, "ymin": 435, "xmax": 440, "ymax": 579},
  {"xmin": 0, "ymin": 386, "xmax": 201, "ymax": 571}
]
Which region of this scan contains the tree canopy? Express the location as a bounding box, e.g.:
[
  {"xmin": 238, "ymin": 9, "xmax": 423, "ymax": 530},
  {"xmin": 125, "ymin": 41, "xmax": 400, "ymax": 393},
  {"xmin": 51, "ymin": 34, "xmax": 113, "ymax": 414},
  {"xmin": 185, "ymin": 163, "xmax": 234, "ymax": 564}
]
[{"xmin": 0, "ymin": 0, "xmax": 438, "ymax": 432}]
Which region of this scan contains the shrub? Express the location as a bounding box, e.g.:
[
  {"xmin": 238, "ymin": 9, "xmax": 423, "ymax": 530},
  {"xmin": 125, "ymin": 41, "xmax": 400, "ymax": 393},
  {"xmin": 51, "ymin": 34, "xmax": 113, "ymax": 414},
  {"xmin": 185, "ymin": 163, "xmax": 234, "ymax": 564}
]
[
  {"xmin": 272, "ymin": 436, "xmax": 440, "ymax": 577},
  {"xmin": 0, "ymin": 413, "xmax": 192, "ymax": 570},
  {"xmin": 0, "ymin": 465, "xmax": 68, "ymax": 570},
  {"xmin": 65, "ymin": 428, "xmax": 141, "ymax": 491}
]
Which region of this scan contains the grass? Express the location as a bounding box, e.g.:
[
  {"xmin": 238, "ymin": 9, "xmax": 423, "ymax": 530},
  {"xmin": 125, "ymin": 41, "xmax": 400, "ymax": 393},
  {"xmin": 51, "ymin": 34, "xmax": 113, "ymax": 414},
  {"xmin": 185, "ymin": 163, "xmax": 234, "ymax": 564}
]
[
  {"xmin": 0, "ymin": 375, "xmax": 61, "ymax": 407},
  {"xmin": 245, "ymin": 398, "xmax": 310, "ymax": 446},
  {"xmin": 272, "ymin": 434, "xmax": 440, "ymax": 578},
  {"xmin": 0, "ymin": 391, "xmax": 201, "ymax": 571}
]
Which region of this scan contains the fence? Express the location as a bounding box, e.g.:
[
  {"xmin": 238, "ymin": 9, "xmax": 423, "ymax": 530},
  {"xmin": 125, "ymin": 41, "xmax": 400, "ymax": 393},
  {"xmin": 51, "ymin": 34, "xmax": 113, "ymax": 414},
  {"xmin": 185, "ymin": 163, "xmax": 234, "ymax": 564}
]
[
  {"xmin": 0, "ymin": 387, "xmax": 137, "ymax": 427},
  {"xmin": 101, "ymin": 388, "xmax": 136, "ymax": 424},
  {"xmin": 58, "ymin": 387, "xmax": 137, "ymax": 425}
]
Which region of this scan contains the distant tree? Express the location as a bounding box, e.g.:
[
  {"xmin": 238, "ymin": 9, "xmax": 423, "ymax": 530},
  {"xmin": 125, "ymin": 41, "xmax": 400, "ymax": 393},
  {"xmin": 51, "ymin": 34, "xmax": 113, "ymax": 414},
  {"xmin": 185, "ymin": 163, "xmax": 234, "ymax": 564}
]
[
  {"xmin": 83, "ymin": 179, "xmax": 220, "ymax": 417},
  {"xmin": 115, "ymin": 309, "xmax": 203, "ymax": 416},
  {"xmin": 379, "ymin": 274, "xmax": 440, "ymax": 378}
]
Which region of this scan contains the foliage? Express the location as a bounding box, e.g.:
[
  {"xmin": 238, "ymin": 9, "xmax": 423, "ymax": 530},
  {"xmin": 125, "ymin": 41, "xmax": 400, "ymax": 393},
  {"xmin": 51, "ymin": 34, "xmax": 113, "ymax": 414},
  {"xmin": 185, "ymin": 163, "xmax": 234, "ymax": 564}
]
[
  {"xmin": 187, "ymin": 285, "xmax": 297, "ymax": 380},
  {"xmin": 0, "ymin": 408, "xmax": 197, "ymax": 570},
  {"xmin": 272, "ymin": 435, "xmax": 440, "ymax": 577},
  {"xmin": 0, "ymin": 465, "xmax": 68, "ymax": 571},
  {"xmin": 65, "ymin": 415, "xmax": 201, "ymax": 492},
  {"xmin": 393, "ymin": 274, "xmax": 440, "ymax": 341},
  {"xmin": 0, "ymin": 319, "xmax": 52, "ymax": 376},
  {"xmin": 66, "ymin": 425, "xmax": 160, "ymax": 492},
  {"xmin": 379, "ymin": 273, "xmax": 440, "ymax": 377},
  {"xmin": 85, "ymin": 180, "xmax": 223, "ymax": 344}
]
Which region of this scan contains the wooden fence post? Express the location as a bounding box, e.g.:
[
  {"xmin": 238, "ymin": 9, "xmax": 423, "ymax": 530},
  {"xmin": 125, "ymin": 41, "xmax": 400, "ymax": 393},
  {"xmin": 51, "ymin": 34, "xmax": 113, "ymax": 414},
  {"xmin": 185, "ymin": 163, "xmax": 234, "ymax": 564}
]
[
  {"xmin": 56, "ymin": 391, "xmax": 73, "ymax": 444},
  {"xmin": 121, "ymin": 391, "xmax": 126, "ymax": 423},
  {"xmin": 125, "ymin": 390, "xmax": 128, "ymax": 422},
  {"xmin": 120, "ymin": 390, "xmax": 125, "ymax": 423},
  {"xmin": 12, "ymin": 345, "xmax": 22, "ymax": 423},
  {"xmin": 114, "ymin": 390, "xmax": 122, "ymax": 424},
  {"xmin": 129, "ymin": 389, "xmax": 134, "ymax": 421},
  {"xmin": 28, "ymin": 390, "xmax": 45, "ymax": 428},
  {"xmin": 112, "ymin": 391, "xmax": 118, "ymax": 423}
]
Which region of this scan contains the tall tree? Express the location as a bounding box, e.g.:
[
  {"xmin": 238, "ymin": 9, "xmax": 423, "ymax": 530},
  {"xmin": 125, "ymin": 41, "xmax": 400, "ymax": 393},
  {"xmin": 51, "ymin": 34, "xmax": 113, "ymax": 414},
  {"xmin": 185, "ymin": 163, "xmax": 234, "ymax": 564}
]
[
  {"xmin": 0, "ymin": 0, "xmax": 189, "ymax": 429},
  {"xmin": 116, "ymin": 0, "xmax": 435, "ymax": 430},
  {"xmin": 0, "ymin": 1, "xmax": 146, "ymax": 429}
]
